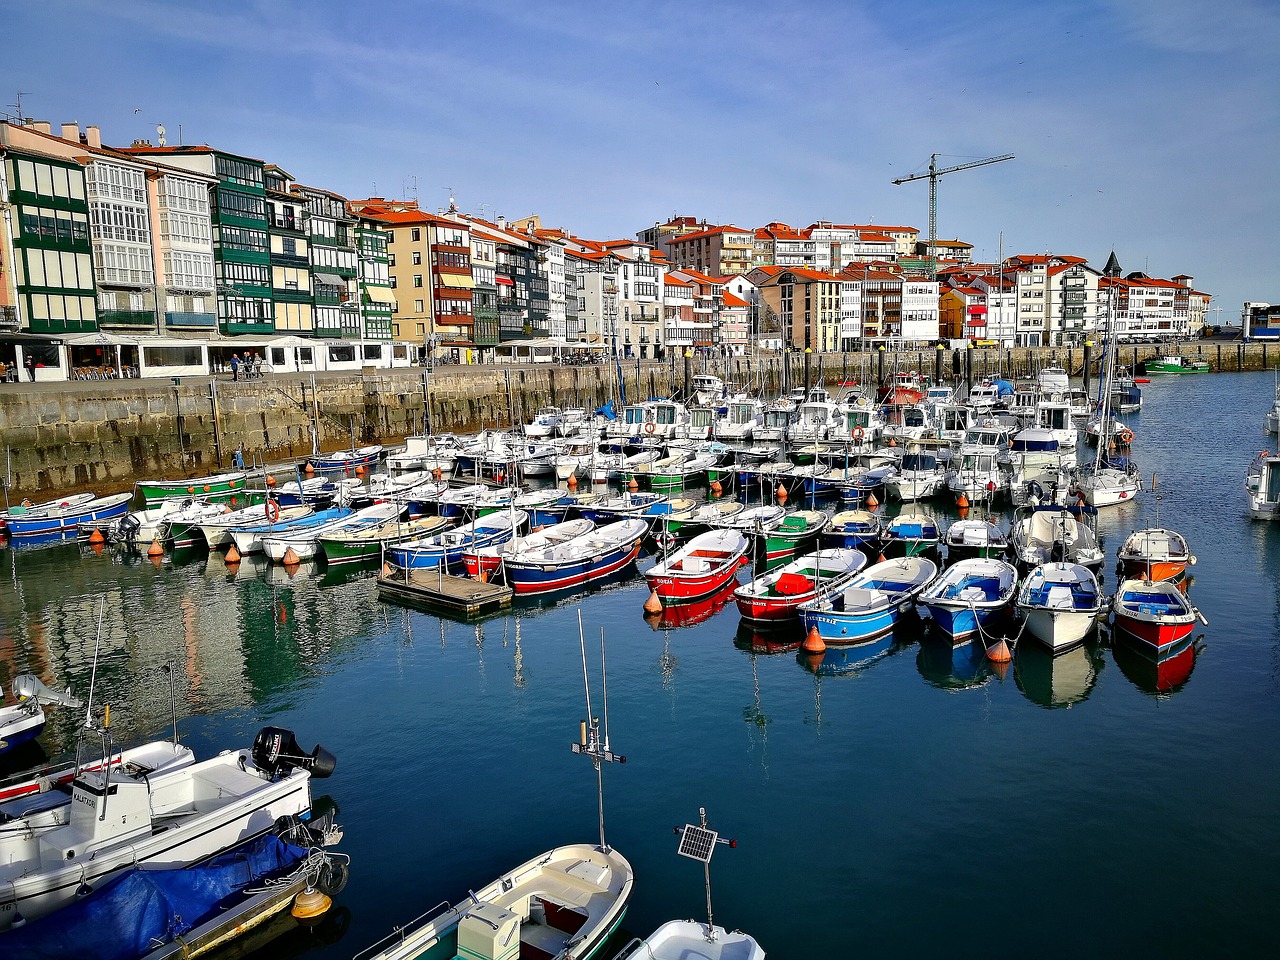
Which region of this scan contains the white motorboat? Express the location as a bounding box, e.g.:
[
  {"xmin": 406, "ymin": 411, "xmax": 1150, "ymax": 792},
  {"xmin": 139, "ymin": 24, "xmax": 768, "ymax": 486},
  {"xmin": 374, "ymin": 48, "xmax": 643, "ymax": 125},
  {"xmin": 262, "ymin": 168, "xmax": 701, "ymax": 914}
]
[
  {"xmin": 525, "ymin": 405, "xmax": 568, "ymax": 438},
  {"xmin": 713, "ymin": 397, "xmax": 763, "ymax": 442},
  {"xmin": 1245, "ymin": 450, "xmax": 1280, "ymax": 520},
  {"xmin": 1037, "ymin": 365, "xmax": 1069, "ymax": 398},
  {"xmin": 1034, "ymin": 400, "xmax": 1077, "ymax": 449},
  {"xmin": 1017, "ymin": 562, "xmax": 1102, "ymax": 654},
  {"xmin": 1011, "ymin": 506, "xmax": 1105, "ymax": 569},
  {"xmin": 1266, "ymin": 380, "xmax": 1280, "ymax": 434},
  {"xmin": 613, "ymin": 807, "xmax": 765, "ymax": 960},
  {"xmin": 0, "ymin": 737, "xmax": 194, "ymax": 805},
  {"xmin": 886, "ymin": 449, "xmax": 947, "ymax": 501},
  {"xmin": 0, "ymin": 726, "xmax": 333, "ymax": 931},
  {"xmin": 387, "ymin": 433, "xmax": 462, "ymax": 475},
  {"xmin": 190, "ymin": 502, "xmax": 314, "ymax": 549},
  {"xmin": 946, "ymin": 444, "xmax": 1006, "ymax": 504},
  {"xmin": 692, "ymin": 374, "xmax": 726, "ymax": 405},
  {"xmin": 1072, "ymin": 463, "xmax": 1141, "ymax": 508},
  {"xmin": 788, "ymin": 400, "xmax": 841, "ymax": 446},
  {"xmin": 110, "ymin": 498, "xmax": 228, "ymax": 546}
]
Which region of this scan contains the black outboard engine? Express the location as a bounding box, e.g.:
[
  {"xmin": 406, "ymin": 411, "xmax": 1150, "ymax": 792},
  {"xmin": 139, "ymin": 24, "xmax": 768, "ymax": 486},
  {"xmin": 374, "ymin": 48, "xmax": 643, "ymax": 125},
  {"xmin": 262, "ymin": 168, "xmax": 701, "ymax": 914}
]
[
  {"xmin": 252, "ymin": 726, "xmax": 337, "ymax": 779},
  {"xmin": 117, "ymin": 512, "xmax": 141, "ymax": 548}
]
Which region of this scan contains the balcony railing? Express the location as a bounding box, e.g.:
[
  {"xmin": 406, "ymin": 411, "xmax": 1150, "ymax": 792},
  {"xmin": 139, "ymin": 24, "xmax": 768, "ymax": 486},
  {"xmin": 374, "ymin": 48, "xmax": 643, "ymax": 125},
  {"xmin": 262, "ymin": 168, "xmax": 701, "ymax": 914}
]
[
  {"xmin": 165, "ymin": 311, "xmax": 217, "ymax": 328},
  {"xmin": 99, "ymin": 309, "xmax": 155, "ymax": 326},
  {"xmin": 0, "ymin": 305, "xmax": 18, "ymax": 330}
]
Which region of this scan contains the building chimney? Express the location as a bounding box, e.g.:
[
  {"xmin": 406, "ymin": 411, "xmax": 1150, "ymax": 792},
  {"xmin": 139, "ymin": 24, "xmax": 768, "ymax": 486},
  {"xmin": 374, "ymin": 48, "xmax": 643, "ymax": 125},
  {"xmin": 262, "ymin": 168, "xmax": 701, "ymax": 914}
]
[
  {"xmin": 496, "ymin": 215, "xmax": 506, "ymax": 231},
  {"xmin": 85, "ymin": 125, "xmax": 102, "ymax": 148},
  {"xmin": 60, "ymin": 122, "xmax": 80, "ymax": 143},
  {"xmin": 32, "ymin": 120, "xmax": 52, "ymax": 135}
]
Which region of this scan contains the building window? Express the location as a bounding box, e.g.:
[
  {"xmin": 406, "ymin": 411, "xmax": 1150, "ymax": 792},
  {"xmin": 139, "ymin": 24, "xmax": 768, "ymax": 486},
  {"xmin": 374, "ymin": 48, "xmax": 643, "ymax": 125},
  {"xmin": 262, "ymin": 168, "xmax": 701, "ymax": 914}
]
[
  {"xmin": 413, "ymin": 275, "xmax": 423, "ymax": 288},
  {"xmin": 414, "ymin": 299, "xmax": 424, "ymax": 313},
  {"xmin": 389, "ymin": 276, "xmax": 397, "ymax": 289},
  {"xmin": 412, "ymin": 251, "xmax": 422, "ymax": 265},
  {"xmin": 388, "ymin": 253, "xmax": 396, "ymax": 267},
  {"xmin": 411, "ymin": 228, "xmax": 421, "ymax": 242}
]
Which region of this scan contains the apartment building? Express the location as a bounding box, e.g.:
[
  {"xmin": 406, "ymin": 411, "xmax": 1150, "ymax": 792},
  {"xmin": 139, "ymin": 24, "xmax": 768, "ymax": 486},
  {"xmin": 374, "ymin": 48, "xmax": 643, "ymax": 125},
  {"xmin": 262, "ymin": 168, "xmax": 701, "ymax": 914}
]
[
  {"xmin": 666, "ymin": 224, "xmax": 753, "ymax": 276},
  {"xmin": 754, "ymin": 267, "xmax": 843, "ymax": 352}
]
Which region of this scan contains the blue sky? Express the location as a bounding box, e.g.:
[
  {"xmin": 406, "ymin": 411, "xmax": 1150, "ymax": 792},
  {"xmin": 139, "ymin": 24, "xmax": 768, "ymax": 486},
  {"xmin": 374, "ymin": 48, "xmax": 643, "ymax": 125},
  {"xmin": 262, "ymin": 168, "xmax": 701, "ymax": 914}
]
[{"xmin": 7, "ymin": 0, "xmax": 1278, "ymax": 318}]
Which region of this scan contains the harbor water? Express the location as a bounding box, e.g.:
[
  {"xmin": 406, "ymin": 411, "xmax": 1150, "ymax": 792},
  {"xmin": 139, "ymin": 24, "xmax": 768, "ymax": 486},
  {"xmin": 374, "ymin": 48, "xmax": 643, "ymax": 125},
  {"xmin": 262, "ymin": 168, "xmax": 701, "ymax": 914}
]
[{"xmin": 3, "ymin": 372, "xmax": 1280, "ymax": 958}]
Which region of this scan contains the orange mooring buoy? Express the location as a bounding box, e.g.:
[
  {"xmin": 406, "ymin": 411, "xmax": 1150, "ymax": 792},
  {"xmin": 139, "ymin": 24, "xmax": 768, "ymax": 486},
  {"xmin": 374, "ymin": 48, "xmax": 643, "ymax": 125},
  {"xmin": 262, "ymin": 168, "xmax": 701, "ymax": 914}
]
[
  {"xmin": 986, "ymin": 639, "xmax": 1013, "ymax": 663},
  {"xmin": 710, "ymin": 479, "xmax": 723, "ymax": 495},
  {"xmin": 279, "ymin": 602, "xmax": 288, "ymax": 622},
  {"xmin": 266, "ymin": 474, "xmax": 277, "ymax": 487},
  {"xmin": 380, "ymin": 561, "xmax": 392, "ymax": 578},
  {"xmin": 643, "ymin": 589, "xmax": 663, "ymax": 614},
  {"xmin": 801, "ymin": 625, "xmax": 826, "ymax": 654},
  {"xmin": 887, "ymin": 437, "xmax": 897, "ymax": 447},
  {"xmin": 432, "ymin": 467, "xmax": 443, "ymax": 480},
  {"xmin": 304, "ymin": 462, "xmax": 315, "ymax": 475},
  {"xmin": 88, "ymin": 528, "xmax": 104, "ymax": 545},
  {"xmin": 282, "ymin": 546, "xmax": 300, "ymax": 566},
  {"xmin": 777, "ymin": 484, "xmax": 788, "ymax": 504},
  {"xmin": 628, "ymin": 477, "xmax": 639, "ymax": 492},
  {"xmin": 567, "ymin": 473, "xmax": 578, "ymax": 489},
  {"xmin": 957, "ymin": 492, "xmax": 970, "ymax": 509},
  {"xmin": 865, "ymin": 492, "xmax": 879, "ymax": 509},
  {"xmin": 355, "ymin": 465, "xmax": 365, "ymax": 477},
  {"xmin": 957, "ymin": 504, "xmax": 970, "ymax": 520},
  {"xmin": 147, "ymin": 538, "xmax": 164, "ymax": 558},
  {"xmin": 225, "ymin": 544, "xmax": 241, "ymax": 564}
]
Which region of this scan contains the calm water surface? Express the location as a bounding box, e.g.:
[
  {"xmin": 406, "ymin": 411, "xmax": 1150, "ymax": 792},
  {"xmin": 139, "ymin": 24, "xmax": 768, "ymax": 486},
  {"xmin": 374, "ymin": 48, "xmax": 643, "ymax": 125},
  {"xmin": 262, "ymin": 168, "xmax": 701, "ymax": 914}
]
[{"xmin": 3, "ymin": 372, "xmax": 1280, "ymax": 959}]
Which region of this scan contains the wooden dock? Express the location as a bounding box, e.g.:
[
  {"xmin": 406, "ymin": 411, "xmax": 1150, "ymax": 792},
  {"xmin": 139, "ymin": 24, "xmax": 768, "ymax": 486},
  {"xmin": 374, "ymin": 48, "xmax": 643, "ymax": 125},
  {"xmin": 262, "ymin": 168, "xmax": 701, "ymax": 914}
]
[{"xmin": 377, "ymin": 567, "xmax": 513, "ymax": 618}]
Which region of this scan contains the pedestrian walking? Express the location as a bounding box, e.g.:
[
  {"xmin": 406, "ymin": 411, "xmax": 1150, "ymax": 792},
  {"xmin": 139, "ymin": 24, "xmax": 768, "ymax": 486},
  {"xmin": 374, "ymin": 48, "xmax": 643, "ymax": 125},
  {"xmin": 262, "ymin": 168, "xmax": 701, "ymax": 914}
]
[
  {"xmin": 25, "ymin": 353, "xmax": 35, "ymax": 381},
  {"xmin": 230, "ymin": 353, "xmax": 240, "ymax": 381}
]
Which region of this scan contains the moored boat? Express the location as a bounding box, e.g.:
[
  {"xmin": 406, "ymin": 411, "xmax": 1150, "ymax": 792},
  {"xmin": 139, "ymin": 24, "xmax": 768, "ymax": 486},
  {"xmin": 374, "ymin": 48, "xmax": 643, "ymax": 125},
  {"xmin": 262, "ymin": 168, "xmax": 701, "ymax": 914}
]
[
  {"xmin": 461, "ymin": 517, "xmax": 596, "ymax": 576},
  {"xmin": 797, "ymin": 555, "xmax": 938, "ymax": 643},
  {"xmin": 1141, "ymin": 354, "xmax": 1209, "ymax": 374},
  {"xmin": 230, "ymin": 506, "xmax": 352, "ymax": 556},
  {"xmin": 0, "ymin": 726, "xmax": 334, "ymax": 931},
  {"xmin": 310, "ymin": 444, "xmax": 383, "ymax": 472},
  {"xmin": 0, "ymin": 492, "xmax": 96, "ymax": 533},
  {"xmin": 646, "ymin": 529, "xmax": 750, "ymax": 603},
  {"xmin": 385, "ymin": 510, "xmax": 528, "ymax": 570},
  {"xmin": 919, "ymin": 557, "xmax": 1019, "ymax": 642},
  {"xmin": 1116, "ymin": 527, "xmax": 1195, "ymax": 582},
  {"xmin": 1245, "ymin": 450, "xmax": 1280, "ymax": 520},
  {"xmin": 318, "ymin": 514, "xmax": 453, "ymax": 566},
  {"xmin": 5, "ymin": 492, "xmax": 132, "ymax": 539},
  {"xmin": 881, "ymin": 509, "xmax": 941, "ymax": 559},
  {"xmin": 943, "ymin": 517, "xmax": 1009, "ymax": 562},
  {"xmin": 761, "ymin": 509, "xmax": 828, "ymax": 566},
  {"xmin": 734, "ymin": 548, "xmax": 867, "ymax": 622},
  {"xmin": 0, "ymin": 676, "xmax": 81, "ymax": 757},
  {"xmin": 188, "ymin": 502, "xmax": 313, "ymax": 549},
  {"xmin": 502, "ymin": 519, "xmax": 648, "ymax": 594},
  {"xmin": 136, "ymin": 471, "xmax": 248, "ymax": 508},
  {"xmin": 260, "ymin": 503, "xmax": 399, "ymax": 563},
  {"xmin": 1016, "ymin": 562, "xmax": 1102, "ymax": 654},
  {"xmin": 1110, "ymin": 578, "xmax": 1205, "ymax": 657},
  {"xmin": 823, "ymin": 509, "xmax": 882, "ymax": 551}
]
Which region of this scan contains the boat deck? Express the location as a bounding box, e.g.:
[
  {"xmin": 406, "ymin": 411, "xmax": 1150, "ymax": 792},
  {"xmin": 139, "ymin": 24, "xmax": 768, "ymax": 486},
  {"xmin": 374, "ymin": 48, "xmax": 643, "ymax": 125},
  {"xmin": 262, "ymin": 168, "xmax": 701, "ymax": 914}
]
[{"xmin": 377, "ymin": 568, "xmax": 513, "ymax": 618}]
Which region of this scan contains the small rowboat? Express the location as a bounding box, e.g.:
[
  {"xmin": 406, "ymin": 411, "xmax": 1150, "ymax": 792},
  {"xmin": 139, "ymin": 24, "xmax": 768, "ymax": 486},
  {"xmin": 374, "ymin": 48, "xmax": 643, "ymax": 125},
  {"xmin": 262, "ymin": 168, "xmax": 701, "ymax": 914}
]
[
  {"xmin": 502, "ymin": 519, "xmax": 648, "ymax": 594},
  {"xmin": 386, "ymin": 510, "xmax": 528, "ymax": 570},
  {"xmin": 1016, "ymin": 562, "xmax": 1102, "ymax": 654},
  {"xmin": 188, "ymin": 503, "xmax": 313, "ymax": 549},
  {"xmin": 734, "ymin": 548, "xmax": 867, "ymax": 622},
  {"xmin": 0, "ymin": 493, "xmax": 96, "ymax": 532},
  {"xmin": 260, "ymin": 503, "xmax": 400, "ymax": 563},
  {"xmin": 319, "ymin": 515, "xmax": 453, "ymax": 566},
  {"xmin": 918, "ymin": 557, "xmax": 1019, "ymax": 641},
  {"xmin": 6, "ymin": 492, "xmax": 133, "ymax": 539},
  {"xmin": 136, "ymin": 471, "xmax": 248, "ymax": 508},
  {"xmin": 1111, "ymin": 578, "xmax": 1205, "ymax": 657},
  {"xmin": 1116, "ymin": 527, "xmax": 1195, "ymax": 582},
  {"xmin": 461, "ymin": 518, "xmax": 596, "ymax": 577},
  {"xmin": 645, "ymin": 529, "xmax": 750, "ymax": 602},
  {"xmin": 798, "ymin": 555, "xmax": 938, "ymax": 644}
]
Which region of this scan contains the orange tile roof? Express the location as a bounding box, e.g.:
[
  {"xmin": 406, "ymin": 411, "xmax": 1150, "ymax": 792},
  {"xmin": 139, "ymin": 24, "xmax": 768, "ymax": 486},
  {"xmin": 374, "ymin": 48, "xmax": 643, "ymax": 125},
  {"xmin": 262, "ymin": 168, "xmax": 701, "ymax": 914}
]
[
  {"xmin": 669, "ymin": 224, "xmax": 750, "ymax": 244},
  {"xmin": 721, "ymin": 291, "xmax": 750, "ymax": 308},
  {"xmin": 664, "ymin": 275, "xmax": 691, "ymax": 286}
]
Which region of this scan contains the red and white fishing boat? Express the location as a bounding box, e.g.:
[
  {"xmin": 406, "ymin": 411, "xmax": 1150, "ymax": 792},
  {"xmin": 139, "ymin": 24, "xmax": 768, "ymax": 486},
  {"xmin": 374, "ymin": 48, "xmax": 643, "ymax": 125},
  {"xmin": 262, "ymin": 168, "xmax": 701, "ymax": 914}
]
[
  {"xmin": 645, "ymin": 529, "xmax": 749, "ymax": 603},
  {"xmin": 733, "ymin": 548, "xmax": 867, "ymax": 622},
  {"xmin": 1110, "ymin": 578, "xmax": 1206, "ymax": 657},
  {"xmin": 1115, "ymin": 527, "xmax": 1195, "ymax": 582}
]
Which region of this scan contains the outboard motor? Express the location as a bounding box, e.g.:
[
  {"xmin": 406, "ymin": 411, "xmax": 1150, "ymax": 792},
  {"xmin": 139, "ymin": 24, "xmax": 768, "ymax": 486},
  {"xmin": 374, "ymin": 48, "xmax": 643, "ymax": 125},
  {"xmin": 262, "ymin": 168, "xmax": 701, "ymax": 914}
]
[
  {"xmin": 12, "ymin": 675, "xmax": 81, "ymax": 709},
  {"xmin": 252, "ymin": 726, "xmax": 337, "ymax": 779},
  {"xmin": 117, "ymin": 512, "xmax": 141, "ymax": 548}
]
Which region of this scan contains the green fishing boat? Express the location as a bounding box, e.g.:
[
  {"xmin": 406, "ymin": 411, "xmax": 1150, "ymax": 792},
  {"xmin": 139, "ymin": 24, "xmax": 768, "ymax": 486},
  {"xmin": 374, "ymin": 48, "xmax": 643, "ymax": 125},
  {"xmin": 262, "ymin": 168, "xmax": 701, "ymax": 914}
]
[
  {"xmin": 762, "ymin": 509, "xmax": 829, "ymax": 568},
  {"xmin": 137, "ymin": 471, "xmax": 250, "ymax": 508},
  {"xmin": 319, "ymin": 514, "xmax": 452, "ymax": 566},
  {"xmin": 1142, "ymin": 354, "xmax": 1209, "ymax": 374}
]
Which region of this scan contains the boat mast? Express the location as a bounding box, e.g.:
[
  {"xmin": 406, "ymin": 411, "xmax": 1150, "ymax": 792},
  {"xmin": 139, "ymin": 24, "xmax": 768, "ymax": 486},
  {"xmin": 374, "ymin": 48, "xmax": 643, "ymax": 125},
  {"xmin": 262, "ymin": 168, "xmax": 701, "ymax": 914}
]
[
  {"xmin": 572, "ymin": 611, "xmax": 625, "ymax": 852},
  {"xmin": 675, "ymin": 806, "xmax": 738, "ymax": 942}
]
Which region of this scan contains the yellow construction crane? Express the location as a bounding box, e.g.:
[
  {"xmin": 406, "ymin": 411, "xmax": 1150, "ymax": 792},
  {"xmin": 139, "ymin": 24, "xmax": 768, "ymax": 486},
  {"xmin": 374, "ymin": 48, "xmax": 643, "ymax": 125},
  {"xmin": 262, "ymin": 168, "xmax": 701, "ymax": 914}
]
[{"xmin": 892, "ymin": 153, "xmax": 1014, "ymax": 277}]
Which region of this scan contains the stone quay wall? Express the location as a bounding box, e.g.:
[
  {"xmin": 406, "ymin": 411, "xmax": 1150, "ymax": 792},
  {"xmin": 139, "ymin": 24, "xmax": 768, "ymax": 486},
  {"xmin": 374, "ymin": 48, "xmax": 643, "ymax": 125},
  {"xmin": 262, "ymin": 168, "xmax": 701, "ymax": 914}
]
[{"xmin": 0, "ymin": 342, "xmax": 1275, "ymax": 499}]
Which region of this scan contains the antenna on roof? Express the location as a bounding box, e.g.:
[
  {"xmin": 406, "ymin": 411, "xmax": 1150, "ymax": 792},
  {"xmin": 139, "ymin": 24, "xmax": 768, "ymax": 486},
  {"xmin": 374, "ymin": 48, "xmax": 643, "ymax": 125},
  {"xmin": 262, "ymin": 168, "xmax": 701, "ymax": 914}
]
[
  {"xmin": 7, "ymin": 90, "xmax": 32, "ymax": 123},
  {"xmin": 154, "ymin": 122, "xmax": 166, "ymax": 147},
  {"xmin": 443, "ymin": 186, "xmax": 456, "ymax": 212}
]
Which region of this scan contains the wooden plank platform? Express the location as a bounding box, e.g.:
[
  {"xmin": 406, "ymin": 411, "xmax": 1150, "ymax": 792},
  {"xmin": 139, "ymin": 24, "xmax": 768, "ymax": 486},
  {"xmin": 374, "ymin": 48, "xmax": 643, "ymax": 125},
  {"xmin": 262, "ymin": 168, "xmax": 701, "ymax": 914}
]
[{"xmin": 377, "ymin": 568, "xmax": 513, "ymax": 617}]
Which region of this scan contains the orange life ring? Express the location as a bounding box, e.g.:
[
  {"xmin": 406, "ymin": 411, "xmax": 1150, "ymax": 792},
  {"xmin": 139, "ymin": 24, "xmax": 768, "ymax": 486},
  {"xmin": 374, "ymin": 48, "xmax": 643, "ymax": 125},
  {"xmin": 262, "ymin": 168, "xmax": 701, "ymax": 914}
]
[
  {"xmin": 1119, "ymin": 429, "xmax": 1134, "ymax": 445},
  {"xmin": 852, "ymin": 427, "xmax": 865, "ymax": 441},
  {"xmin": 265, "ymin": 499, "xmax": 280, "ymax": 523},
  {"xmin": 645, "ymin": 421, "xmax": 656, "ymax": 434}
]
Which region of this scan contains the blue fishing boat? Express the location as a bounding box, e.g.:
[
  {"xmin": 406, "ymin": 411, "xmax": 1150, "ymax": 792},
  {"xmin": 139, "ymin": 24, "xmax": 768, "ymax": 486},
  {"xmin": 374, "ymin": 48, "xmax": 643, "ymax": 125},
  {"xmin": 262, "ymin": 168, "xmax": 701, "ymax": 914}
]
[
  {"xmin": 6, "ymin": 492, "xmax": 132, "ymax": 539},
  {"xmin": 798, "ymin": 555, "xmax": 937, "ymax": 643},
  {"xmin": 514, "ymin": 489, "xmax": 574, "ymax": 527},
  {"xmin": 501, "ymin": 519, "xmax": 648, "ymax": 594},
  {"xmin": 823, "ymin": 509, "xmax": 882, "ymax": 551},
  {"xmin": 880, "ymin": 509, "xmax": 941, "ymax": 558},
  {"xmin": 918, "ymin": 557, "xmax": 1019, "ymax": 641},
  {"xmin": 386, "ymin": 510, "xmax": 528, "ymax": 570},
  {"xmin": 309, "ymin": 443, "xmax": 382, "ymax": 473}
]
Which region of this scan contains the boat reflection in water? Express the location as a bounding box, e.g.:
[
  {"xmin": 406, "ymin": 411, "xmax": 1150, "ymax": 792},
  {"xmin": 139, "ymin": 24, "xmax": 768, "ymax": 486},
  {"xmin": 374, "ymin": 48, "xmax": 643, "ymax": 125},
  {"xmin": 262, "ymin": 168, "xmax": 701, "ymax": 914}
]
[
  {"xmin": 644, "ymin": 580, "xmax": 740, "ymax": 630},
  {"xmin": 916, "ymin": 635, "xmax": 993, "ymax": 690},
  {"xmin": 1014, "ymin": 639, "xmax": 1104, "ymax": 708},
  {"xmin": 733, "ymin": 618, "xmax": 805, "ymax": 655},
  {"xmin": 1111, "ymin": 635, "xmax": 1199, "ymax": 694}
]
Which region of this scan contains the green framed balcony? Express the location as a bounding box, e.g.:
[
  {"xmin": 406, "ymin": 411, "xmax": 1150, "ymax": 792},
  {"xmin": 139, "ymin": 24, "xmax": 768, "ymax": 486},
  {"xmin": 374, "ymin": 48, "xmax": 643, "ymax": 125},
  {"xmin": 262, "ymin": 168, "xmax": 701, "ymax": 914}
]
[{"xmin": 98, "ymin": 309, "xmax": 156, "ymax": 326}]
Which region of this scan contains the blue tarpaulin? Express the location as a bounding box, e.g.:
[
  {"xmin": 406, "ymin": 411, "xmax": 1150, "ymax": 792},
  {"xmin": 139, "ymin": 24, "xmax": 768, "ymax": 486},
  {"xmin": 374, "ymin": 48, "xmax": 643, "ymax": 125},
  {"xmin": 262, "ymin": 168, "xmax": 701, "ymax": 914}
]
[
  {"xmin": 5, "ymin": 834, "xmax": 308, "ymax": 960},
  {"xmin": 594, "ymin": 400, "xmax": 617, "ymax": 421},
  {"xmin": 992, "ymin": 378, "xmax": 1015, "ymax": 396}
]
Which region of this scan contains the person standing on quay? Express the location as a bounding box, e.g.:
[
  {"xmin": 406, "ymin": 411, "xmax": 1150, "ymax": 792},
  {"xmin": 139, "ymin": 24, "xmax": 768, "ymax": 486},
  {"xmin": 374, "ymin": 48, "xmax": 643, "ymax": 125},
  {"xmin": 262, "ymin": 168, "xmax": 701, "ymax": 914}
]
[
  {"xmin": 230, "ymin": 353, "xmax": 240, "ymax": 381},
  {"xmin": 25, "ymin": 353, "xmax": 35, "ymax": 381}
]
